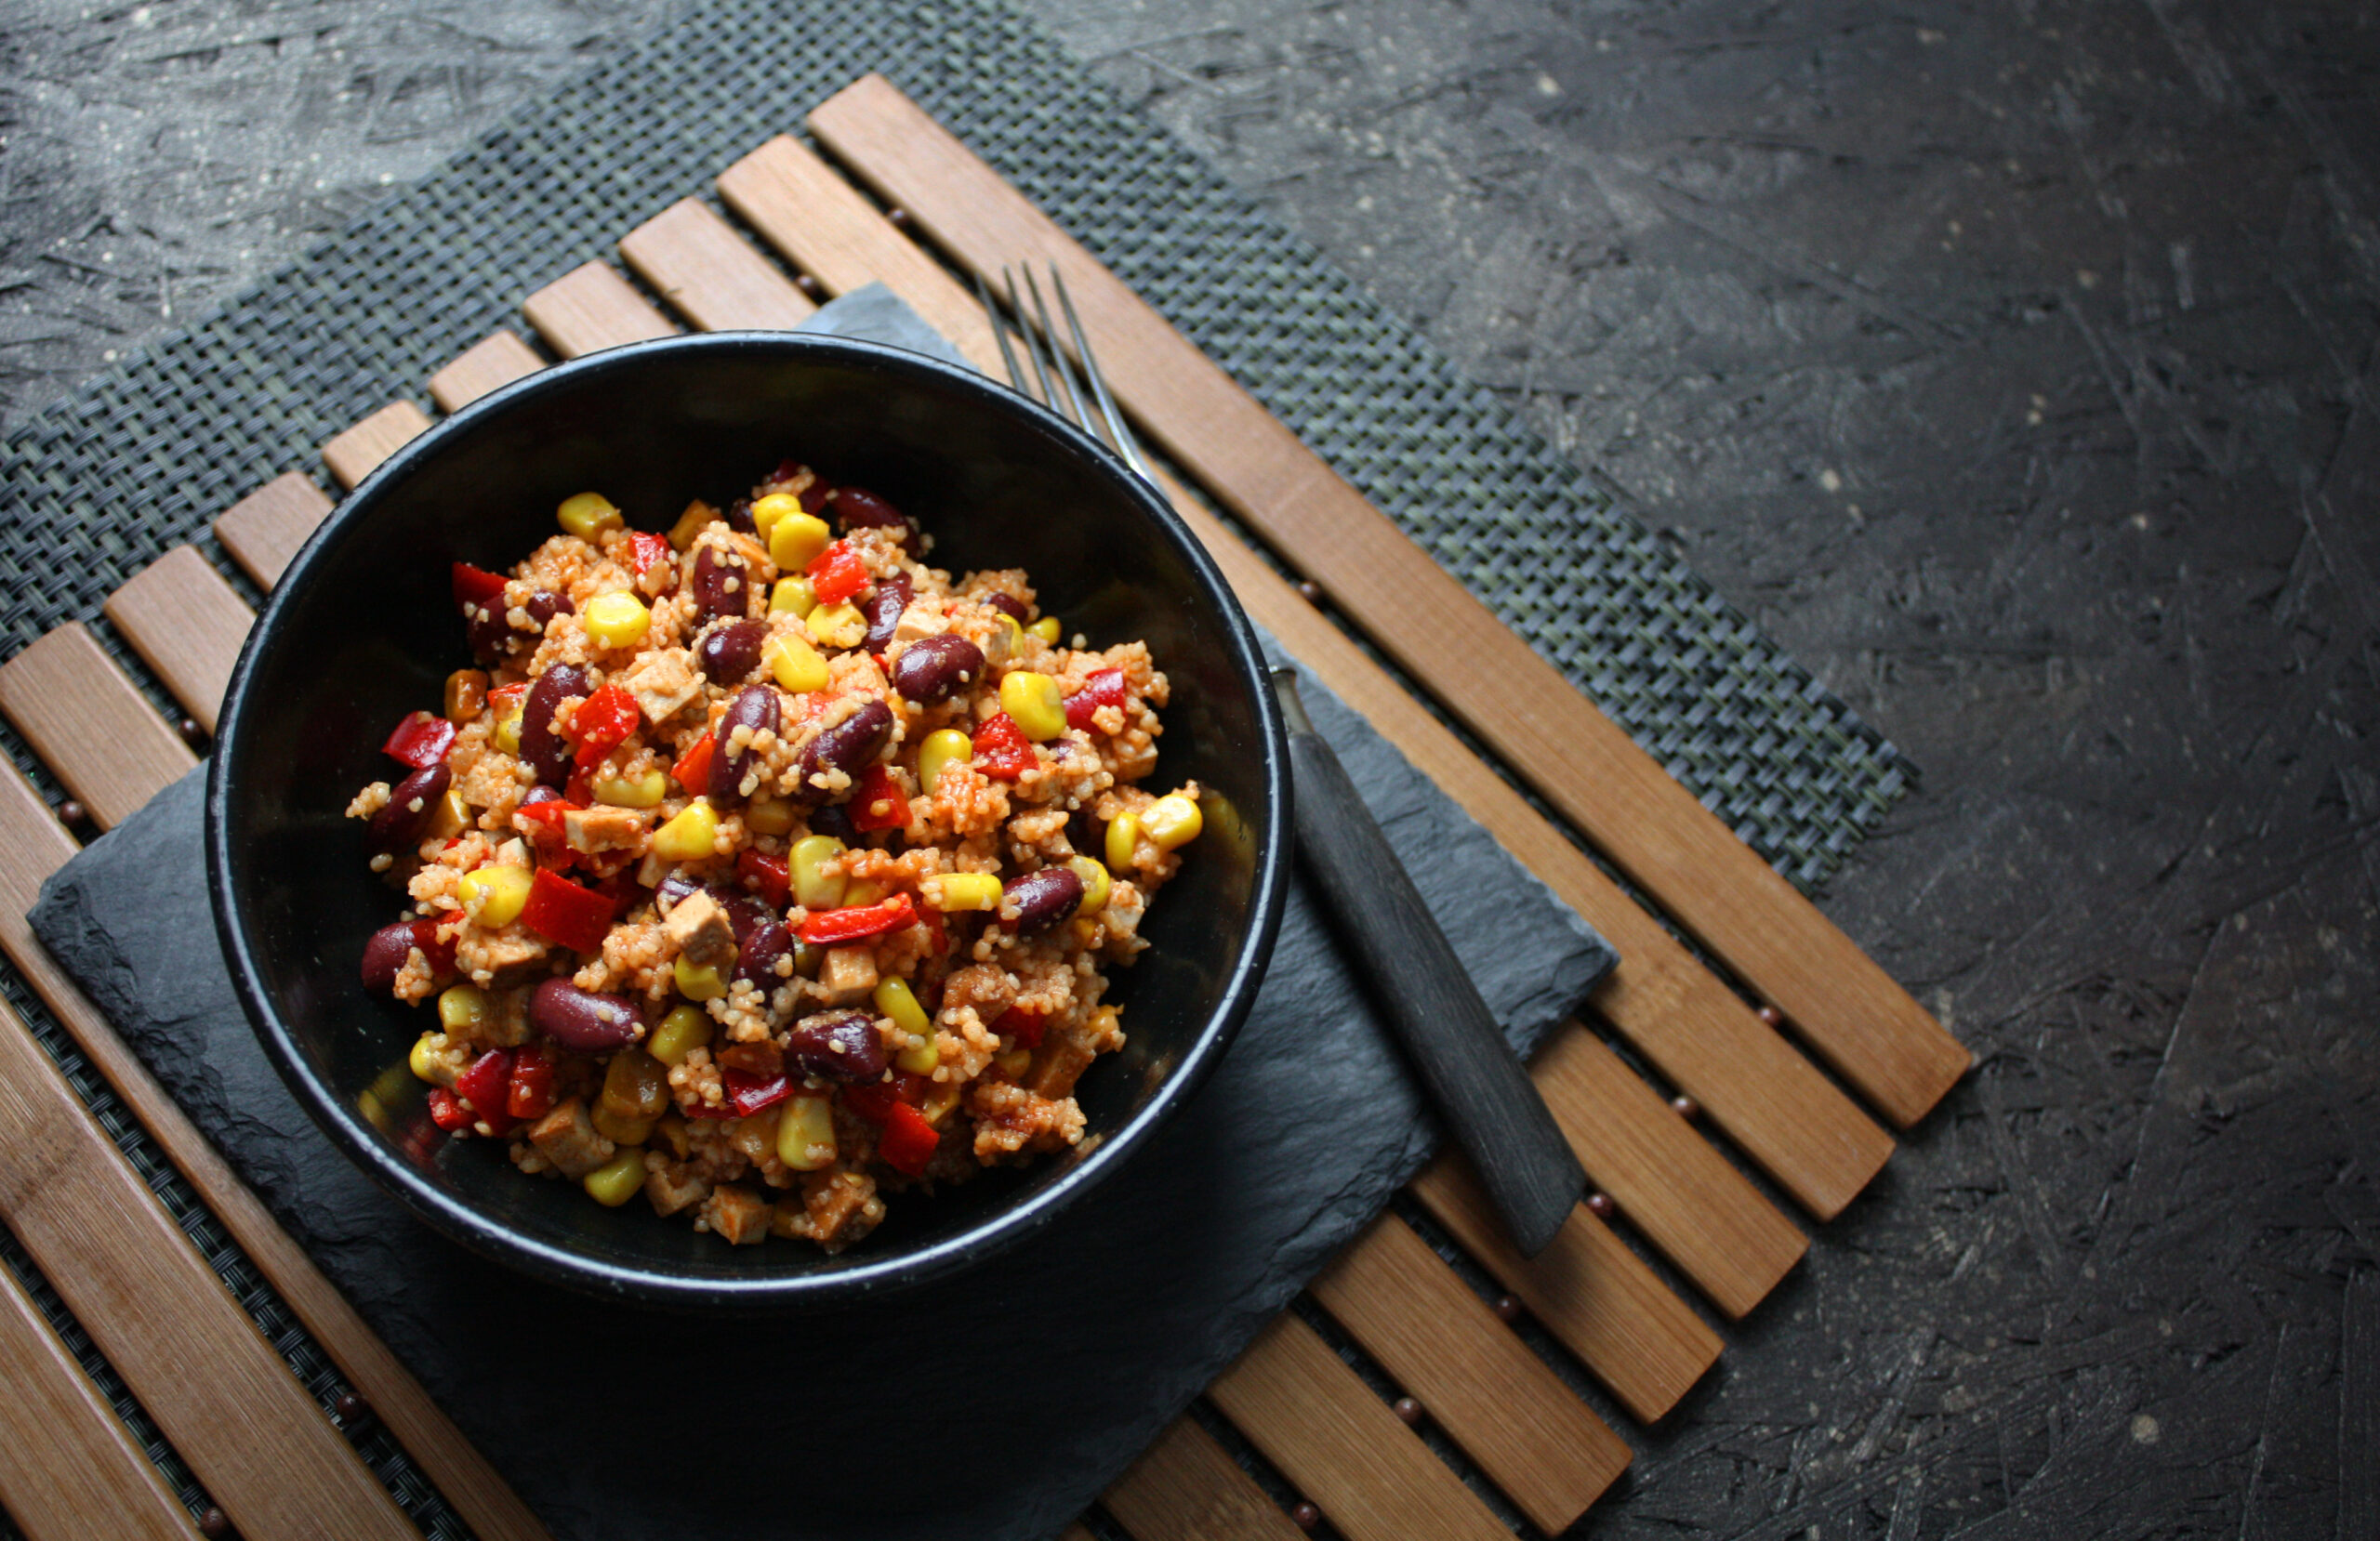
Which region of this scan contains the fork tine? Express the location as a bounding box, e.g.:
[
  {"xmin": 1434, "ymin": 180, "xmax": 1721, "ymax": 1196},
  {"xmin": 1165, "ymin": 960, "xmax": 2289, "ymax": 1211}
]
[
  {"xmin": 1021, "ymin": 267, "xmax": 1092, "ymax": 432},
  {"xmin": 1049, "ymin": 265, "xmax": 1156, "ymax": 483},
  {"xmin": 972, "ymin": 270, "xmax": 1029, "ymax": 393},
  {"xmin": 1001, "ymin": 267, "xmax": 1061, "ymax": 407}
]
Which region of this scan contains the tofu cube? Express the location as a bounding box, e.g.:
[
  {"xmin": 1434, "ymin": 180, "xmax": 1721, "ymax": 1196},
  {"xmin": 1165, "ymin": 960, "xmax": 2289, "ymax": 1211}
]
[
  {"xmin": 617, "ymin": 647, "xmax": 704, "ymax": 726},
  {"xmin": 562, "ymin": 804, "xmax": 649, "ymax": 856},
  {"xmin": 527, "ymin": 1098, "xmax": 615, "ymax": 1179},
  {"xmin": 664, "ymin": 888, "xmax": 739, "ymax": 969},
  {"xmin": 703, "ymin": 1184, "xmax": 772, "ymax": 1245},
  {"xmin": 817, "ymin": 944, "xmax": 879, "ymax": 1004}
]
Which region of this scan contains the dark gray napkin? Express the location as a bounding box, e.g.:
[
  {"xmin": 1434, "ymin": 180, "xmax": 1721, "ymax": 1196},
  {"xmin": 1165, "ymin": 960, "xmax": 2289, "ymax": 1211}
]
[{"xmin": 31, "ymin": 288, "xmax": 1616, "ymax": 1541}]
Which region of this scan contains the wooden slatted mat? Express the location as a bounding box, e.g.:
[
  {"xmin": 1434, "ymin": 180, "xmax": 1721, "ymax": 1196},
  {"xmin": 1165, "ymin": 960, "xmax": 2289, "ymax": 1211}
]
[{"xmin": 0, "ymin": 75, "xmax": 1973, "ymax": 1541}]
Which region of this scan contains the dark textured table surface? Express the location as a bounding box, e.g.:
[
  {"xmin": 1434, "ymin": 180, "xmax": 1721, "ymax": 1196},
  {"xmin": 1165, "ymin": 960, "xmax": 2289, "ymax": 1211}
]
[{"xmin": 4, "ymin": 2, "xmax": 2375, "ymax": 1537}]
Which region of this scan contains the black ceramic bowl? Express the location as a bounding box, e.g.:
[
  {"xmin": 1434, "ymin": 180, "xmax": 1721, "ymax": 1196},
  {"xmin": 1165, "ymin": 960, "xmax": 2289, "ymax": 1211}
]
[{"xmin": 208, "ymin": 333, "xmax": 1289, "ymax": 1311}]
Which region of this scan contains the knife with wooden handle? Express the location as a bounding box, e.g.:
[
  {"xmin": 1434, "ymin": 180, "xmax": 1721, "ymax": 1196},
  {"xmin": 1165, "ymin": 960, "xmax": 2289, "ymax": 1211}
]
[{"xmin": 1271, "ymin": 667, "xmax": 1586, "ymax": 1257}]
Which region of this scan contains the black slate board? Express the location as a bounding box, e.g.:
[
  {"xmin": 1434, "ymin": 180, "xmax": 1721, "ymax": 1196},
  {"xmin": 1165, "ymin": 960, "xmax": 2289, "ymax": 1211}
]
[{"xmin": 33, "ymin": 626, "xmax": 1612, "ymax": 1541}]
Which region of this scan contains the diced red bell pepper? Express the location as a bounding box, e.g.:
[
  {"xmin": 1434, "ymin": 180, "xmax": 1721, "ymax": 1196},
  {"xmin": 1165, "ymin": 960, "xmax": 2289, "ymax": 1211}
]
[
  {"xmin": 455, "ymin": 1049, "xmax": 518, "ymax": 1136},
  {"xmin": 563, "ymin": 763, "xmax": 597, "ymax": 807},
  {"xmin": 391, "ymin": 916, "xmax": 456, "ymax": 976},
  {"xmin": 737, "ymin": 848, "xmax": 790, "ymax": 908},
  {"xmin": 996, "ymin": 1005, "xmax": 1049, "ymax": 1050},
  {"xmin": 522, "ymin": 868, "xmax": 615, "ymax": 954},
  {"xmin": 506, "ymin": 1047, "xmax": 556, "ymax": 1122},
  {"xmin": 879, "ymin": 1101, "xmax": 940, "ymax": 1178},
  {"xmin": 382, "ymin": 710, "xmax": 457, "ymax": 769},
  {"xmin": 806, "ymin": 540, "xmax": 871, "ymax": 605},
  {"xmin": 451, "ymin": 561, "xmax": 509, "ymax": 609},
  {"xmin": 489, "ymin": 681, "xmax": 527, "ymax": 714},
  {"xmin": 426, "ymin": 1087, "xmax": 471, "ymax": 1133},
  {"xmin": 627, "ymin": 531, "xmax": 673, "ymax": 575},
  {"xmin": 847, "ymin": 764, "xmax": 909, "ymax": 833},
  {"xmin": 1064, "ymin": 668, "xmax": 1129, "ymax": 732},
  {"xmin": 972, "ymin": 712, "xmax": 1036, "ymax": 782},
  {"xmin": 797, "ymin": 892, "xmax": 917, "ymax": 946},
  {"xmin": 724, "ymin": 1070, "xmax": 791, "ymax": 1118},
  {"xmin": 670, "ymin": 732, "xmax": 715, "ymax": 792},
  {"xmin": 569, "ymin": 683, "xmax": 641, "ymax": 767},
  {"xmin": 513, "ymin": 797, "xmax": 576, "ymax": 834},
  {"xmin": 842, "ymin": 1073, "xmax": 929, "ymax": 1124}
]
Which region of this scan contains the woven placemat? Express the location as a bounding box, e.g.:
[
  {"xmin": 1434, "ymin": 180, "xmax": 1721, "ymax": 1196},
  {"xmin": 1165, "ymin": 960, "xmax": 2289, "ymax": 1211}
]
[{"xmin": 0, "ymin": 1, "xmax": 1913, "ymax": 1535}]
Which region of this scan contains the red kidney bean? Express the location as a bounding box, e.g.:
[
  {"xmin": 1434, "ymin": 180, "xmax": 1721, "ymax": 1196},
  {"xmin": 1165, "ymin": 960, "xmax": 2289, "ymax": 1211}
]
[
  {"xmin": 791, "ymin": 699, "xmax": 893, "ymax": 804},
  {"xmin": 528, "ymin": 978, "xmax": 641, "ymax": 1052},
  {"xmin": 654, "ymin": 870, "xmax": 699, "ymax": 913},
  {"xmin": 724, "ymin": 496, "xmax": 757, "ymax": 534},
  {"xmin": 981, "ymin": 592, "xmax": 1029, "ymax": 625},
  {"xmin": 807, "ymin": 801, "xmax": 858, "ymax": 844},
  {"xmin": 366, "ymin": 763, "xmax": 451, "ymax": 854},
  {"xmin": 888, "ymin": 633, "xmax": 984, "ymax": 705},
  {"xmin": 787, "ymin": 1010, "xmax": 887, "ymax": 1085},
  {"xmin": 524, "ymin": 589, "xmax": 575, "ymax": 626},
  {"xmin": 691, "ymin": 543, "xmax": 754, "ymax": 625},
  {"xmin": 861, "ymin": 573, "xmax": 914, "ymax": 653},
  {"xmin": 467, "ymin": 588, "xmax": 575, "ymax": 665},
  {"xmin": 713, "ymin": 887, "xmax": 774, "ymax": 944},
  {"xmin": 695, "ymin": 618, "xmax": 768, "ymax": 683},
  {"xmin": 522, "ymin": 785, "xmax": 561, "ymax": 807},
  {"xmin": 361, "ymin": 921, "xmax": 425, "ymax": 992},
  {"xmin": 519, "ymin": 664, "xmax": 591, "ymax": 787},
  {"xmin": 1001, "ymin": 866, "xmax": 1084, "ymax": 935},
  {"xmin": 708, "ymin": 683, "xmax": 781, "ymax": 804},
  {"xmin": 734, "ymin": 919, "xmax": 792, "ymax": 988},
  {"xmin": 833, "ymin": 486, "xmax": 916, "ymax": 548}
]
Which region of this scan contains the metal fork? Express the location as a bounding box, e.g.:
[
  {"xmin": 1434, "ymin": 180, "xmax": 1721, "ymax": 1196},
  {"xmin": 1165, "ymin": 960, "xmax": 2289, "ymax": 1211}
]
[
  {"xmin": 972, "ymin": 264, "xmax": 1156, "ymax": 483},
  {"xmin": 973, "ymin": 262, "xmax": 1587, "ymax": 1258}
]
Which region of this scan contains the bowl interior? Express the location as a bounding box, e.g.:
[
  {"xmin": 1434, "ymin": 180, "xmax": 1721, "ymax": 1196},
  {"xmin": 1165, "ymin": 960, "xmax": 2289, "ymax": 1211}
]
[{"xmin": 212, "ymin": 335, "xmax": 1284, "ymax": 1305}]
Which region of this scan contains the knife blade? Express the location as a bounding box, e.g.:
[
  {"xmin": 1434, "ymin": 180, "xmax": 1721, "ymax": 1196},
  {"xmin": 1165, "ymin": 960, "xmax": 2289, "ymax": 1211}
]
[{"xmin": 1270, "ymin": 667, "xmax": 1586, "ymax": 1257}]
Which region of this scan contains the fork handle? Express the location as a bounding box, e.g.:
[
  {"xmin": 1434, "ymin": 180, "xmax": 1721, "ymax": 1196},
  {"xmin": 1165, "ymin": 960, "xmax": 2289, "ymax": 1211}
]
[{"xmin": 1271, "ymin": 669, "xmax": 1585, "ymax": 1257}]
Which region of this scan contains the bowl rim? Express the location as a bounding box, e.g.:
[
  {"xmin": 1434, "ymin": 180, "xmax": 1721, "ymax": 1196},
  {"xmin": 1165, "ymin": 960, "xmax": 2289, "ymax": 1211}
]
[{"xmin": 205, "ymin": 330, "xmax": 1290, "ymax": 1311}]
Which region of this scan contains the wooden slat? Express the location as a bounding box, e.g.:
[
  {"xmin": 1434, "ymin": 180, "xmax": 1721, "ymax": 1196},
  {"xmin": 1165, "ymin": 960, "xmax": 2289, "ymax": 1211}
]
[
  {"xmin": 0, "ymin": 626, "xmax": 196, "ymax": 828},
  {"xmin": 521, "ymin": 261, "xmax": 675, "ymax": 361},
  {"xmin": 1410, "ymin": 1156, "xmax": 1719, "ymax": 1424},
  {"xmin": 1208, "ymin": 1314, "xmax": 1511, "ymax": 1541},
  {"xmin": 322, "ymin": 401, "xmax": 430, "ymax": 492},
  {"xmin": 1312, "ymin": 1218, "xmax": 1629, "ymax": 1532},
  {"xmin": 0, "ymin": 1269, "xmax": 197, "ymax": 1541},
  {"xmin": 0, "ymin": 997, "xmax": 420, "ymax": 1541},
  {"xmin": 601, "ymin": 150, "xmax": 1756, "ymax": 1399},
  {"xmin": 809, "ymin": 74, "xmax": 1971, "ymax": 1130},
  {"xmin": 719, "ymin": 103, "xmax": 1889, "ymax": 1228},
  {"xmin": 102, "ymin": 547, "xmax": 252, "ymax": 732},
  {"xmin": 618, "ymin": 198, "xmax": 817, "ymax": 332},
  {"xmin": 214, "ymin": 472, "xmax": 333, "ymax": 589},
  {"xmin": 1104, "ymin": 1418, "xmax": 1305, "ymax": 1541},
  {"xmin": 0, "ymin": 693, "xmax": 551, "ymax": 1541},
  {"xmin": 429, "ymin": 330, "xmax": 545, "ymax": 413},
  {"xmin": 719, "ymin": 135, "xmax": 1003, "ymax": 374}
]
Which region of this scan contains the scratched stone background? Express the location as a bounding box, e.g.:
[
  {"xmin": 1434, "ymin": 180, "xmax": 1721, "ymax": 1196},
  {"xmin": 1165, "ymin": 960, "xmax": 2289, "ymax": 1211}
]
[{"xmin": 3, "ymin": 1, "xmax": 2377, "ymax": 1538}]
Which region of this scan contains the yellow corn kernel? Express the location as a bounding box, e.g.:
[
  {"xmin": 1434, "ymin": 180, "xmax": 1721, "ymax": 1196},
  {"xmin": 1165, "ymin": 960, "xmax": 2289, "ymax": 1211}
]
[
  {"xmin": 653, "ymin": 798, "xmax": 721, "ymax": 863},
  {"xmin": 1066, "ymin": 855, "xmax": 1111, "ymax": 915},
  {"xmin": 1105, "ymin": 810, "xmax": 1141, "ymax": 872},
  {"xmin": 673, "ymin": 955, "xmax": 728, "ymax": 1001},
  {"xmin": 1028, "ymin": 615, "xmax": 1062, "ymax": 643},
  {"xmin": 746, "ymin": 796, "xmax": 795, "ymax": 836},
  {"xmin": 647, "ymin": 1005, "xmax": 713, "ymax": 1066},
  {"xmin": 919, "ymin": 1080, "xmax": 963, "ymax": 1126},
  {"xmin": 436, "ymin": 983, "xmax": 489, "ymax": 1034},
  {"xmin": 592, "ymin": 769, "xmax": 668, "ymax": 809},
  {"xmin": 879, "ymin": 978, "xmax": 938, "ymax": 1074},
  {"xmin": 916, "ymin": 728, "xmax": 972, "ymax": 796},
  {"xmin": 408, "ymin": 1033, "xmax": 444, "ymax": 1083},
  {"xmin": 583, "ymin": 590, "xmax": 651, "ymax": 650},
  {"xmin": 444, "ymin": 668, "xmax": 489, "ymax": 723},
  {"xmin": 1000, "ymin": 670, "xmax": 1066, "ymax": 742},
  {"xmin": 749, "ymin": 492, "xmax": 803, "ymax": 536},
  {"xmin": 558, "ymin": 491, "xmax": 624, "ymax": 540},
  {"xmin": 426, "ymin": 787, "xmax": 470, "ymax": 841},
  {"xmin": 790, "ymin": 834, "xmax": 849, "ymax": 910},
  {"xmin": 1143, "ymin": 794, "xmax": 1203, "ymax": 850},
  {"xmin": 842, "ymin": 877, "xmax": 884, "ymax": 906},
  {"xmin": 492, "ymin": 700, "xmax": 524, "ymax": 755},
  {"xmin": 591, "ymin": 1105, "xmax": 656, "ymax": 1146},
  {"xmin": 770, "ymin": 575, "xmax": 818, "ymax": 619},
  {"xmin": 457, "ymin": 864, "xmax": 532, "ymax": 928},
  {"xmin": 805, "ymin": 600, "xmax": 866, "ymax": 650},
  {"xmin": 667, "ymin": 499, "xmax": 715, "ymax": 550},
  {"xmin": 995, "ymin": 613, "xmax": 1025, "ymax": 662},
  {"xmin": 767, "ymin": 508, "xmax": 833, "ymax": 570},
  {"xmin": 583, "ymin": 1148, "xmax": 646, "ymax": 1207},
  {"xmin": 776, "ymin": 1092, "xmax": 837, "ymax": 1171},
  {"xmin": 920, "ymin": 871, "xmax": 1001, "ymax": 912},
  {"xmin": 601, "ymin": 1050, "xmax": 672, "ymax": 1120},
  {"xmin": 993, "ymin": 1045, "xmax": 1032, "ymax": 1079},
  {"xmin": 763, "ymin": 632, "xmax": 830, "ymax": 693}
]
